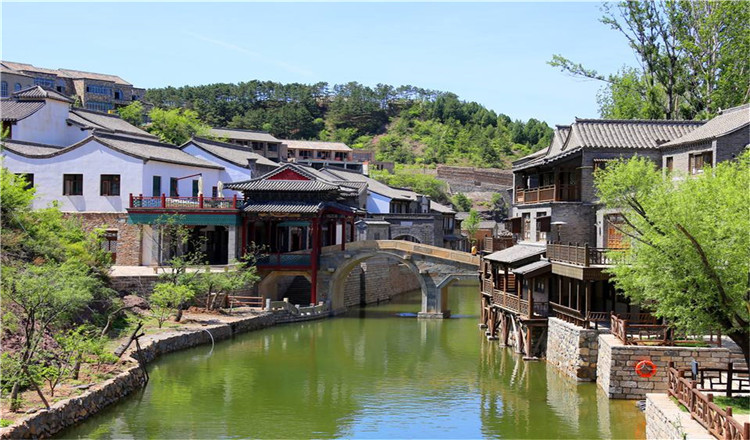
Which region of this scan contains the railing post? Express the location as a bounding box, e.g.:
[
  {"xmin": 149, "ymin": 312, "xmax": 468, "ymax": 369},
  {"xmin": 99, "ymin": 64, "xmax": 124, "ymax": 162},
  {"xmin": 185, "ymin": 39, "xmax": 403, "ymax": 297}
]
[
  {"xmin": 199, "ymin": 194, "xmax": 204, "ymax": 209},
  {"xmin": 727, "ymin": 362, "xmax": 734, "ymax": 398},
  {"xmin": 129, "ymin": 193, "xmax": 134, "ymax": 208},
  {"xmin": 584, "ymin": 243, "xmax": 589, "ymax": 266},
  {"xmin": 161, "ymin": 193, "xmax": 166, "ymax": 208},
  {"xmin": 232, "ymin": 194, "xmax": 237, "ymax": 209}
]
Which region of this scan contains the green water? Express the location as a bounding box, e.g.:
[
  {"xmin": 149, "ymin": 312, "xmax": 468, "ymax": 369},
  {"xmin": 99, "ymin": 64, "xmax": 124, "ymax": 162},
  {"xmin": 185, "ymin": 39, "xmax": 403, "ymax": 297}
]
[{"xmin": 59, "ymin": 284, "xmax": 645, "ymax": 439}]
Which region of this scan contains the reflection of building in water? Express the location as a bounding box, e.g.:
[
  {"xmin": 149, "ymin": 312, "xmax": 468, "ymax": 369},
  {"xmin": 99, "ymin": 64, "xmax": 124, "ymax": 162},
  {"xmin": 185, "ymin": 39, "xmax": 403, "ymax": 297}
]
[{"xmin": 545, "ymin": 366, "xmax": 583, "ymax": 431}]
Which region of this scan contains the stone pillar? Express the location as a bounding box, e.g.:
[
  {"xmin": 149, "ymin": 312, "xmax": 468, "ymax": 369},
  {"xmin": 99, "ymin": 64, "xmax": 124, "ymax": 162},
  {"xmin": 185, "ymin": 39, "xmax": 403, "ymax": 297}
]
[{"xmin": 227, "ymin": 225, "xmax": 237, "ymax": 263}]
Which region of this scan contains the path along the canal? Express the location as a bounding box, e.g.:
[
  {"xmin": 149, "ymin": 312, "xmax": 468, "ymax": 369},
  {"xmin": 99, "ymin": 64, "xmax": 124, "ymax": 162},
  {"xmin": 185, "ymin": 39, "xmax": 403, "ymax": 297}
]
[{"xmin": 59, "ymin": 284, "xmax": 645, "ymax": 439}]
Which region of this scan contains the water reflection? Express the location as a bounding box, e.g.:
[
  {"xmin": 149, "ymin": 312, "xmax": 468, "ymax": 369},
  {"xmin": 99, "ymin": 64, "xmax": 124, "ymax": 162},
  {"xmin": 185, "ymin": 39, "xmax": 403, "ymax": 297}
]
[{"xmin": 59, "ymin": 283, "xmax": 644, "ymax": 439}]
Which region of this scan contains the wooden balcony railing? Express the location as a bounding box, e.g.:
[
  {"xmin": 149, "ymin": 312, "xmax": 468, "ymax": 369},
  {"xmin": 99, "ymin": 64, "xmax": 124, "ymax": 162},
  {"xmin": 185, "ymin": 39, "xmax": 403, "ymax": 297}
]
[
  {"xmin": 610, "ymin": 314, "xmax": 671, "ymax": 345},
  {"xmin": 514, "ymin": 184, "xmax": 579, "ymax": 205},
  {"xmin": 668, "ymin": 364, "xmax": 750, "ymax": 440},
  {"xmin": 550, "ymin": 302, "xmax": 588, "ymax": 327},
  {"xmin": 129, "ymin": 194, "xmax": 239, "ymax": 210},
  {"xmin": 546, "ymin": 242, "xmax": 623, "ymax": 267}
]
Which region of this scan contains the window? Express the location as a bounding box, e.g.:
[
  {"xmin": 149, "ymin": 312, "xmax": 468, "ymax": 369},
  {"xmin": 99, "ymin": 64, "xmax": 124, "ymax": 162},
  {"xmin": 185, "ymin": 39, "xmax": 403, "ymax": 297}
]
[
  {"xmin": 666, "ymin": 156, "xmax": 674, "ymax": 172},
  {"xmin": 101, "ymin": 230, "xmax": 118, "ymax": 263},
  {"xmin": 606, "ymin": 214, "xmax": 626, "ymax": 249},
  {"xmin": 192, "ymin": 180, "xmax": 199, "ymax": 197},
  {"xmin": 56, "ymin": 85, "xmax": 66, "ymax": 93},
  {"xmin": 63, "ymin": 174, "xmax": 83, "ymax": 195},
  {"xmin": 85, "ymin": 101, "xmax": 114, "ymax": 112},
  {"xmin": 251, "ymin": 142, "xmax": 263, "ymax": 151},
  {"xmin": 267, "ymin": 143, "xmax": 278, "ymax": 152},
  {"xmin": 522, "ymin": 213, "xmax": 531, "ymax": 240},
  {"xmin": 14, "ymin": 83, "xmax": 22, "ymax": 92},
  {"xmin": 535, "ymin": 213, "xmax": 550, "ymax": 242},
  {"xmin": 212, "ymin": 186, "xmax": 218, "ymax": 198},
  {"xmin": 690, "ymin": 152, "xmax": 713, "ymax": 175},
  {"xmin": 114, "ymin": 89, "xmax": 122, "ymax": 100},
  {"xmin": 1, "ymin": 81, "xmax": 7, "ymax": 97},
  {"xmin": 100, "ymin": 174, "xmax": 121, "ymax": 196},
  {"xmin": 15, "ymin": 173, "xmax": 33, "ymax": 190},
  {"xmin": 152, "ymin": 176, "xmax": 161, "ymax": 197},
  {"xmin": 170, "ymin": 178, "xmax": 179, "ymax": 197},
  {"xmin": 86, "ymin": 84, "xmax": 112, "ymax": 96},
  {"xmin": 33, "ymin": 77, "xmax": 55, "ymax": 89},
  {"xmin": 2, "ymin": 121, "xmax": 12, "ymax": 138}
]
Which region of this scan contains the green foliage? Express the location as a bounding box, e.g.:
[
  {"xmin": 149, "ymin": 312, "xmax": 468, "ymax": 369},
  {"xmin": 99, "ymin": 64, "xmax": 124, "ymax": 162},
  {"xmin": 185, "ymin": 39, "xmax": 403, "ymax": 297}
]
[
  {"xmin": 150, "ymin": 284, "xmax": 196, "ymax": 328},
  {"xmin": 595, "ymin": 154, "xmax": 750, "ymax": 365},
  {"xmin": 191, "ymin": 265, "xmax": 260, "ymax": 310},
  {"xmin": 551, "ymin": 1, "xmax": 750, "ymax": 120},
  {"xmin": 0, "ymin": 419, "xmax": 12, "ymax": 428},
  {"xmin": 464, "ymin": 210, "xmax": 481, "ymax": 244},
  {"xmin": 451, "ymin": 193, "xmax": 472, "ymax": 212},
  {"xmin": 371, "ymin": 166, "xmax": 450, "ymax": 203},
  {"xmin": 148, "ymin": 107, "xmax": 210, "ymax": 145},
  {"xmin": 146, "ymin": 81, "xmax": 551, "ymax": 167},
  {"xmin": 117, "ymin": 101, "xmax": 145, "ymax": 127}
]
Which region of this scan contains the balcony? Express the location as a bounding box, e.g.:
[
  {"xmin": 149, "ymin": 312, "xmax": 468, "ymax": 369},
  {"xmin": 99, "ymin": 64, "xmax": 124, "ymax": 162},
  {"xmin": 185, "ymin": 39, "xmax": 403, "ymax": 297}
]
[
  {"xmin": 515, "ymin": 184, "xmax": 579, "ymax": 204},
  {"xmin": 546, "ymin": 242, "xmax": 623, "ymax": 267},
  {"xmin": 482, "ymin": 276, "xmax": 547, "ymax": 318},
  {"xmin": 129, "ymin": 194, "xmax": 240, "ymax": 211}
]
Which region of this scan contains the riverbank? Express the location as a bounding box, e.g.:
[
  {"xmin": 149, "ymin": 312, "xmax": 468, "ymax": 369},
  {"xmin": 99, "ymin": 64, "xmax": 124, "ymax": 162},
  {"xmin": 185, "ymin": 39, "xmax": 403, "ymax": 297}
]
[{"xmin": 0, "ymin": 310, "xmax": 276, "ymax": 439}]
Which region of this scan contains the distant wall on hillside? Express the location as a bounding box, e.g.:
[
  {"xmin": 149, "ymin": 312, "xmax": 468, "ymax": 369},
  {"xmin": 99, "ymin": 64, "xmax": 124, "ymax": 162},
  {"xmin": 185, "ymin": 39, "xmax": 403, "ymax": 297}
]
[{"xmin": 436, "ymin": 165, "xmax": 513, "ymax": 187}]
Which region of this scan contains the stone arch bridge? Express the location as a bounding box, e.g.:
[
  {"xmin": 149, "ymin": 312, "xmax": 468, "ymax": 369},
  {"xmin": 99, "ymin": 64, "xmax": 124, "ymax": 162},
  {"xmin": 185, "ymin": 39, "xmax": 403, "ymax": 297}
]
[{"xmin": 317, "ymin": 240, "xmax": 480, "ymax": 318}]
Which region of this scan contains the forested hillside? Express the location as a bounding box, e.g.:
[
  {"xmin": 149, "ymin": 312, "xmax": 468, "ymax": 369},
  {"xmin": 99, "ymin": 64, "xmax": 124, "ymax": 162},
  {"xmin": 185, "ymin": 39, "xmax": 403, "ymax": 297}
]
[{"xmin": 145, "ymin": 82, "xmax": 552, "ymax": 168}]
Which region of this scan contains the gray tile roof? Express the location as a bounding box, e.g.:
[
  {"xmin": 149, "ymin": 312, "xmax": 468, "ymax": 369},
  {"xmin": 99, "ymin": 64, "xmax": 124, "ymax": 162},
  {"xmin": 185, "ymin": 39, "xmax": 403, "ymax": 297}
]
[
  {"xmin": 13, "ymin": 86, "xmax": 73, "ymax": 103},
  {"xmin": 484, "ymin": 244, "xmax": 545, "ymax": 264},
  {"xmin": 93, "ymin": 134, "xmax": 223, "ymax": 169},
  {"xmin": 319, "ymin": 167, "xmax": 418, "ymax": 201},
  {"xmin": 478, "ymin": 220, "xmax": 497, "ymax": 230},
  {"xmin": 514, "ymin": 119, "xmax": 703, "ymax": 171},
  {"xmin": 660, "ymin": 104, "xmax": 750, "ymax": 148},
  {"xmin": 1, "ymin": 139, "xmax": 65, "ymax": 156},
  {"xmin": 228, "ymin": 179, "xmax": 340, "ymax": 192},
  {"xmin": 512, "ymin": 260, "xmax": 551, "ymax": 276},
  {"xmin": 1, "ymin": 61, "xmax": 61, "ymax": 77},
  {"xmin": 0, "ymin": 99, "xmax": 45, "ymax": 121},
  {"xmin": 242, "ymin": 200, "xmax": 356, "ymax": 214},
  {"xmin": 57, "ymin": 68, "xmax": 131, "ymax": 86},
  {"xmin": 209, "ymin": 127, "xmax": 281, "ymax": 143},
  {"xmin": 429, "ymin": 201, "xmax": 455, "ymax": 214},
  {"xmin": 283, "ymin": 139, "xmax": 352, "ymax": 152},
  {"xmin": 68, "ymin": 108, "xmax": 156, "ymax": 139},
  {"xmin": 182, "ymin": 137, "xmax": 279, "ymax": 168}
]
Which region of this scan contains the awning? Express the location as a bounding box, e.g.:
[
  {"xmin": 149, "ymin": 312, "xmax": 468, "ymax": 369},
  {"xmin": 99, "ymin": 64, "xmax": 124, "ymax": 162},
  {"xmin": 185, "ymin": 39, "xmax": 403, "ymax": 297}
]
[
  {"xmin": 484, "ymin": 244, "xmax": 545, "ymax": 264},
  {"xmin": 512, "ymin": 260, "xmax": 551, "ymax": 278},
  {"xmin": 277, "ymin": 221, "xmax": 310, "ymax": 227}
]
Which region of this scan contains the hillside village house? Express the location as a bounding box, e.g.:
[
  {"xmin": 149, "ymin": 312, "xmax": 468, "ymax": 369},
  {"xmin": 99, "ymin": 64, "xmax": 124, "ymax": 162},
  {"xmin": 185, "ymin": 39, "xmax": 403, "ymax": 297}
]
[
  {"xmin": 285, "ymin": 139, "xmax": 365, "ymax": 172},
  {"xmin": 480, "ymin": 108, "xmax": 749, "ymax": 360},
  {"xmin": 1, "ymin": 61, "xmax": 144, "ymax": 112},
  {"xmin": 208, "ymin": 127, "xmax": 286, "ymax": 163}
]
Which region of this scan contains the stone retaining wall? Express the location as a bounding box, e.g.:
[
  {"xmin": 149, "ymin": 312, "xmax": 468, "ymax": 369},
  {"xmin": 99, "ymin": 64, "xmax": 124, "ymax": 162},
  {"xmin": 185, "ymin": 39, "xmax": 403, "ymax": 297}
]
[
  {"xmin": 645, "ymin": 393, "xmax": 712, "ymax": 439},
  {"xmin": 546, "ymin": 317, "xmax": 600, "ymax": 381},
  {"xmin": 0, "ymin": 313, "xmax": 276, "ymax": 439},
  {"xmin": 597, "ymin": 334, "xmax": 731, "ymax": 399},
  {"xmin": 110, "ymin": 274, "xmax": 159, "ymax": 295}
]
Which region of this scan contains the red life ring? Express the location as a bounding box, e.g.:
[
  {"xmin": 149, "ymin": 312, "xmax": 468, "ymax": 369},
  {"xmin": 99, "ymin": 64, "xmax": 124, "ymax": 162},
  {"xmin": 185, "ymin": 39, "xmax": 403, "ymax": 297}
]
[{"xmin": 635, "ymin": 360, "xmax": 657, "ymax": 378}]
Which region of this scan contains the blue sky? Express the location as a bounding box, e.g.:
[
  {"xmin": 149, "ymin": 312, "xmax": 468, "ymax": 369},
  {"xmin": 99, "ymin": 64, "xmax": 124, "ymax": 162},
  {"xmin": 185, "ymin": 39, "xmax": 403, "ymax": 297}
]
[{"xmin": 2, "ymin": 2, "xmax": 637, "ymax": 125}]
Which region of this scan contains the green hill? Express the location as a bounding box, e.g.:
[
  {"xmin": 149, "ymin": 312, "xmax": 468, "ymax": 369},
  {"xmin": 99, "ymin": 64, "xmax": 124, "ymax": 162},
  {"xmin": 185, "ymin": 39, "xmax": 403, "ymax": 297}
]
[{"xmin": 146, "ymin": 81, "xmax": 551, "ymax": 168}]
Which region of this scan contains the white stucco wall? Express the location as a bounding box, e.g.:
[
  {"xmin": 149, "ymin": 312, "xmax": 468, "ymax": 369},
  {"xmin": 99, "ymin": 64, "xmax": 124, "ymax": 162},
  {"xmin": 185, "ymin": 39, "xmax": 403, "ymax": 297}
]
[
  {"xmin": 12, "ymin": 100, "xmax": 89, "ymax": 147},
  {"xmin": 2, "ymin": 139, "xmax": 144, "ymax": 212},
  {"xmin": 181, "ymin": 143, "xmax": 249, "ymax": 196},
  {"xmin": 141, "ymin": 161, "xmax": 222, "ymax": 199},
  {"xmin": 367, "ymin": 191, "xmax": 391, "ymax": 214}
]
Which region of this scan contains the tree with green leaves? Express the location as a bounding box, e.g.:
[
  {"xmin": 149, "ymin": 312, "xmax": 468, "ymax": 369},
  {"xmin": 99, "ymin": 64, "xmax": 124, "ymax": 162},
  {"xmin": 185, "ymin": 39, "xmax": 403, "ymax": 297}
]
[
  {"xmin": 148, "ymin": 107, "xmax": 211, "ymax": 145},
  {"xmin": 451, "ymin": 193, "xmax": 472, "ymax": 212},
  {"xmin": 550, "ymin": 1, "xmax": 750, "ymax": 120},
  {"xmin": 595, "ymin": 154, "xmax": 750, "ymax": 366},
  {"xmin": 463, "ymin": 209, "xmax": 482, "ymax": 246},
  {"xmin": 117, "ymin": 101, "xmax": 145, "ymax": 127}
]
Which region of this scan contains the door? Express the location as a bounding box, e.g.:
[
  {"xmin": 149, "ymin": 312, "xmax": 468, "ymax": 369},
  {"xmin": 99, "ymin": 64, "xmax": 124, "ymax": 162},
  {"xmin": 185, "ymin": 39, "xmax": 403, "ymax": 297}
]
[{"xmin": 605, "ymin": 214, "xmax": 625, "ymax": 248}]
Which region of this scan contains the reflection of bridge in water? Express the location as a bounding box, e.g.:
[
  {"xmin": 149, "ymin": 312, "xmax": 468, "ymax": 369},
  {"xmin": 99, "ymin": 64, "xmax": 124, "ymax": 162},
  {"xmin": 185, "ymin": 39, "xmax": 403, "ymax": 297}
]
[{"xmin": 258, "ymin": 240, "xmax": 479, "ymax": 318}]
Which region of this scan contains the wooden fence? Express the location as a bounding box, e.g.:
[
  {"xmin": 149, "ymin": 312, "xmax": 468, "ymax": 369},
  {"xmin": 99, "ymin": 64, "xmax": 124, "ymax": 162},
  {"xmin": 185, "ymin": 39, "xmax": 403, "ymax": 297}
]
[
  {"xmin": 611, "ymin": 314, "xmax": 671, "ymax": 345},
  {"xmin": 667, "ymin": 364, "xmax": 749, "ymax": 440}
]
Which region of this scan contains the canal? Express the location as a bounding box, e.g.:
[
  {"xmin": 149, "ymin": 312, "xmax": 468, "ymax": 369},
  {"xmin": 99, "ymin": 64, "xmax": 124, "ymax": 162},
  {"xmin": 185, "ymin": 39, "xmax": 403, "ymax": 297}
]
[{"xmin": 60, "ymin": 283, "xmax": 645, "ymax": 439}]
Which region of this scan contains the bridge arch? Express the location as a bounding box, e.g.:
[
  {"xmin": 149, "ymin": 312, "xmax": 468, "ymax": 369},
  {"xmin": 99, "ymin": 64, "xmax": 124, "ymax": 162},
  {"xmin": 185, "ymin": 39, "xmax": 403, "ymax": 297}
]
[{"xmin": 327, "ymin": 250, "xmax": 430, "ymax": 313}]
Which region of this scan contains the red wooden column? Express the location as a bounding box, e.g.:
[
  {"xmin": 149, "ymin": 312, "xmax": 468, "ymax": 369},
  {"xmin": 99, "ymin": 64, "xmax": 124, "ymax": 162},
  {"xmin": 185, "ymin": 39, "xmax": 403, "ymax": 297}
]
[
  {"xmin": 340, "ymin": 218, "xmax": 346, "ymax": 251},
  {"xmin": 240, "ymin": 216, "xmax": 248, "ymax": 257},
  {"xmin": 310, "ymin": 217, "xmax": 320, "ymax": 304},
  {"xmin": 349, "ymin": 216, "xmax": 355, "ymax": 242}
]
